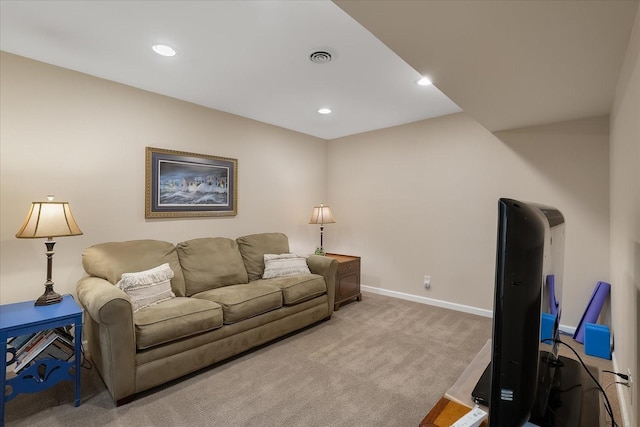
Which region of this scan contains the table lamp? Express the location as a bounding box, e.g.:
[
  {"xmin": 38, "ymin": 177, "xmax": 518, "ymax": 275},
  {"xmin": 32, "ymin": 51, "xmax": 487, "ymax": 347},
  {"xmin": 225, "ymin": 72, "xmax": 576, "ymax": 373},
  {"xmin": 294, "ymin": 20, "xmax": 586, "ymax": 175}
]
[
  {"xmin": 308, "ymin": 203, "xmax": 335, "ymax": 256},
  {"xmin": 15, "ymin": 196, "xmax": 83, "ymax": 306}
]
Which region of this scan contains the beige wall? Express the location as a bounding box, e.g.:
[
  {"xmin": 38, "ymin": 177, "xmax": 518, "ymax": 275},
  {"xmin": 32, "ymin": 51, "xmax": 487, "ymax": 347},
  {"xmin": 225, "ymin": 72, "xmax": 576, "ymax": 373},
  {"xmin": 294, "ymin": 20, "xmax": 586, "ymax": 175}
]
[
  {"xmin": 327, "ymin": 112, "xmax": 610, "ymax": 329},
  {"xmin": 1, "ymin": 20, "xmax": 636, "ymax": 421},
  {"xmin": 610, "ymin": 5, "xmax": 640, "ymax": 426},
  {"xmin": 0, "ymin": 48, "xmax": 618, "ymax": 328},
  {"xmin": 0, "ymin": 52, "xmax": 328, "ymax": 304},
  {"xmin": 1, "ymin": 32, "xmax": 636, "ymax": 422}
]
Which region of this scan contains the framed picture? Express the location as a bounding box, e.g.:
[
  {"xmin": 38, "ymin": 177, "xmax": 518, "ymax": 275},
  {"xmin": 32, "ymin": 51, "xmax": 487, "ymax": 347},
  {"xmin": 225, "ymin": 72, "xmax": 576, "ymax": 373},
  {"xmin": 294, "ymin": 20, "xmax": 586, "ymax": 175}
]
[{"xmin": 145, "ymin": 147, "xmax": 238, "ymax": 218}]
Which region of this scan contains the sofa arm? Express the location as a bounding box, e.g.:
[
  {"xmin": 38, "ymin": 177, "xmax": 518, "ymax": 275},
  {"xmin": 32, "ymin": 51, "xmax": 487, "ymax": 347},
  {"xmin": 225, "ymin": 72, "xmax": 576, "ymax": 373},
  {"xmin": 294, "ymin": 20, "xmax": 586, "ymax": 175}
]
[
  {"xmin": 76, "ymin": 276, "xmax": 136, "ymax": 404},
  {"xmin": 307, "ymin": 255, "xmax": 338, "ymax": 317}
]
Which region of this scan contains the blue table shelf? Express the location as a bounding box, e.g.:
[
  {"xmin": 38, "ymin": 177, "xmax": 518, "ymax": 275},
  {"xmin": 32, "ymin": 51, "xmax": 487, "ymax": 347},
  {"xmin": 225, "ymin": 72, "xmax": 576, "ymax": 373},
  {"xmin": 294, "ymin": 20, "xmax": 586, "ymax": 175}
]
[{"xmin": 1, "ymin": 295, "xmax": 83, "ymax": 425}]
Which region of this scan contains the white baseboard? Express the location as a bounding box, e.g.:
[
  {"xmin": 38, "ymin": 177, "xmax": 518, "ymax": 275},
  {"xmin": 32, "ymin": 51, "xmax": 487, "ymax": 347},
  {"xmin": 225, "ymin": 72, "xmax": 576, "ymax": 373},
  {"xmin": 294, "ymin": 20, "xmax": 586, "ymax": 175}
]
[
  {"xmin": 558, "ymin": 324, "xmax": 577, "ymax": 336},
  {"xmin": 361, "ymin": 285, "xmax": 577, "ymax": 335},
  {"xmin": 612, "ymin": 353, "xmax": 632, "ymax": 427},
  {"xmin": 361, "ymin": 285, "xmax": 493, "ymax": 318}
]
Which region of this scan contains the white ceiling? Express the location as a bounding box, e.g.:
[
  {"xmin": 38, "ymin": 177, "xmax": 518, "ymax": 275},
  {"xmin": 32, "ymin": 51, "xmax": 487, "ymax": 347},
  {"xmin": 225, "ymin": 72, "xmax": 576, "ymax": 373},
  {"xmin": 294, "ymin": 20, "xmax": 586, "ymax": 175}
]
[
  {"xmin": 0, "ymin": 0, "xmax": 461, "ymax": 140},
  {"xmin": 1, "ymin": 1, "xmax": 637, "ymax": 139},
  {"xmin": 336, "ymin": 0, "xmax": 639, "ymax": 132}
]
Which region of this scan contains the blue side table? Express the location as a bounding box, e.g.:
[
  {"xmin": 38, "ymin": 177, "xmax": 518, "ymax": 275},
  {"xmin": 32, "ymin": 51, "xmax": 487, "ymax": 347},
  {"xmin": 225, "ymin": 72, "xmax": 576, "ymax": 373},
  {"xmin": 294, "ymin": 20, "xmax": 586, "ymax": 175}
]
[{"xmin": 0, "ymin": 295, "xmax": 83, "ymax": 425}]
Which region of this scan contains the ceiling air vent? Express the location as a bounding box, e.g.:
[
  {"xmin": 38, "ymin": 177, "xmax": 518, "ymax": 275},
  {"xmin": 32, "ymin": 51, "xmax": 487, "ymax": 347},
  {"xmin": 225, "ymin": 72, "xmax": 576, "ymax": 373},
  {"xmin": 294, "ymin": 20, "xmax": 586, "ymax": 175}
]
[{"xmin": 309, "ymin": 51, "xmax": 332, "ymax": 64}]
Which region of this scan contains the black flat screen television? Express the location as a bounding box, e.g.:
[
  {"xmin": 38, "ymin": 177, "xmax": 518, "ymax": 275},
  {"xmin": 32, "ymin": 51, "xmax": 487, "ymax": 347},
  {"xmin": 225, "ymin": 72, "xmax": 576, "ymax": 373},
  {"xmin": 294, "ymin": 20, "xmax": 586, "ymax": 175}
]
[{"xmin": 473, "ymin": 198, "xmax": 580, "ymax": 427}]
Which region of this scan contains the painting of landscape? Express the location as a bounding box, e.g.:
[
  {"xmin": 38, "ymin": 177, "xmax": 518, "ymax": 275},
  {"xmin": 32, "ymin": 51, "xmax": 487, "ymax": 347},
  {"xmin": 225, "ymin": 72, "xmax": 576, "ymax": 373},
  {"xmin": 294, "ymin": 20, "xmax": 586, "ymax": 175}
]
[
  {"xmin": 145, "ymin": 147, "xmax": 237, "ymax": 218},
  {"xmin": 158, "ymin": 160, "xmax": 229, "ymax": 206}
]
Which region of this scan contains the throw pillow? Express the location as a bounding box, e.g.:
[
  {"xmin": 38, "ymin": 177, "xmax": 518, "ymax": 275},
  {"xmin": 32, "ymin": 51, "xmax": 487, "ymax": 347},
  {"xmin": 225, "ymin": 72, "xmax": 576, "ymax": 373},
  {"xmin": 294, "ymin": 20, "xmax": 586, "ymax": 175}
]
[
  {"xmin": 116, "ymin": 263, "xmax": 176, "ymax": 312},
  {"xmin": 262, "ymin": 253, "xmax": 311, "ymax": 279}
]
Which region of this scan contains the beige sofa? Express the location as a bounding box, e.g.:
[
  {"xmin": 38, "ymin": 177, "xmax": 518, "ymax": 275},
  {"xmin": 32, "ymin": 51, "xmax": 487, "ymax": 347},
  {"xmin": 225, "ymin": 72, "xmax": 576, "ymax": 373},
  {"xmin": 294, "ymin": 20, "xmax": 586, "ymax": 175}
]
[{"xmin": 76, "ymin": 232, "xmax": 337, "ymax": 405}]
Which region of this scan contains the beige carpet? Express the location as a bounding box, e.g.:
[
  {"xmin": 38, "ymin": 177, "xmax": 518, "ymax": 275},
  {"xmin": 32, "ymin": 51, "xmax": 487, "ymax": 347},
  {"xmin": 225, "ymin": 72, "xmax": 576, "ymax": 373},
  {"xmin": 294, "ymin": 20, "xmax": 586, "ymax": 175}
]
[
  {"xmin": 5, "ymin": 293, "xmax": 491, "ymax": 426},
  {"xmin": 4, "ymin": 292, "xmax": 619, "ymax": 426}
]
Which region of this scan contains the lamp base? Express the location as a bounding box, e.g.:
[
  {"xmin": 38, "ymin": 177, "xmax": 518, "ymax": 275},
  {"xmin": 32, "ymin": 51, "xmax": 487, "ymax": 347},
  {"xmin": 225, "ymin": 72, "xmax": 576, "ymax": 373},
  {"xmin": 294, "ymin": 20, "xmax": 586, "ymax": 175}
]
[{"xmin": 35, "ymin": 285, "xmax": 62, "ymax": 306}]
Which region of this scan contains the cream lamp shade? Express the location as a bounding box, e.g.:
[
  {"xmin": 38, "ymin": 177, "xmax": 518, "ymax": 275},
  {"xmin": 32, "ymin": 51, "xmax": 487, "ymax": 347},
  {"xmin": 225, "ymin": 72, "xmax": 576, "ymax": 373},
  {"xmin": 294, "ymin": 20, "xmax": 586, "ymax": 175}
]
[
  {"xmin": 16, "ymin": 201, "xmax": 83, "ymax": 239},
  {"xmin": 308, "ymin": 204, "xmax": 336, "ymax": 226},
  {"xmin": 16, "ymin": 196, "xmax": 83, "ymax": 306},
  {"xmin": 309, "ymin": 204, "xmax": 335, "ymax": 255}
]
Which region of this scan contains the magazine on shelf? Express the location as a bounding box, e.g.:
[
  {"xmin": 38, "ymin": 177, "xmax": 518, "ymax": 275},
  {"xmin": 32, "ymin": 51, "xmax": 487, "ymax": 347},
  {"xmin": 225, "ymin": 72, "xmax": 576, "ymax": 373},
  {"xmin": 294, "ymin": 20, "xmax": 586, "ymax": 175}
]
[
  {"xmin": 14, "ymin": 330, "xmax": 58, "ymax": 372},
  {"xmin": 13, "ymin": 331, "xmax": 46, "ymax": 358},
  {"xmin": 39, "ymin": 338, "xmax": 75, "ymax": 362},
  {"xmin": 6, "ymin": 333, "xmax": 36, "ymax": 377},
  {"xmin": 12, "ymin": 329, "xmax": 76, "ymax": 373},
  {"xmin": 8, "ymin": 332, "xmax": 37, "ymax": 351},
  {"xmin": 54, "ymin": 326, "xmax": 74, "ymax": 345},
  {"xmin": 6, "ymin": 328, "xmax": 76, "ymax": 376}
]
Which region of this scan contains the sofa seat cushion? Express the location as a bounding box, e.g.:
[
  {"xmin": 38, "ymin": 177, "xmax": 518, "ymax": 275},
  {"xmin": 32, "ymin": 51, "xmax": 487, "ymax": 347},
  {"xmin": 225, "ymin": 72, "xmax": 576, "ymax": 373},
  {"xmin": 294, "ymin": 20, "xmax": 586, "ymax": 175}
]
[
  {"xmin": 177, "ymin": 237, "xmax": 249, "ymax": 296},
  {"xmin": 192, "ymin": 283, "xmax": 282, "ymax": 324},
  {"xmin": 255, "ymin": 274, "xmax": 326, "ymax": 306},
  {"xmin": 134, "ymin": 297, "xmax": 223, "ymax": 350}
]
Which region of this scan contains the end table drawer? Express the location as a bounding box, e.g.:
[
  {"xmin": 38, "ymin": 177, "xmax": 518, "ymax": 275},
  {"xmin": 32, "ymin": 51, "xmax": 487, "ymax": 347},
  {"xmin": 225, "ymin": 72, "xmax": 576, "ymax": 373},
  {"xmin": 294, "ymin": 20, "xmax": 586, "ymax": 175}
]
[{"xmin": 337, "ymin": 259, "xmax": 360, "ymax": 275}]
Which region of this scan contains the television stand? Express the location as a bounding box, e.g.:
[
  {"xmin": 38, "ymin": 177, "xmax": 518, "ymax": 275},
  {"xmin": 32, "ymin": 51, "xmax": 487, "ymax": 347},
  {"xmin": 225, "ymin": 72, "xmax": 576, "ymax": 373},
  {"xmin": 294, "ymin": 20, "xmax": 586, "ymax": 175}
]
[
  {"xmin": 423, "ymin": 340, "xmax": 603, "ymax": 427},
  {"xmin": 472, "ymin": 355, "xmax": 583, "ymax": 427},
  {"xmin": 529, "ymin": 355, "xmax": 583, "ymax": 427}
]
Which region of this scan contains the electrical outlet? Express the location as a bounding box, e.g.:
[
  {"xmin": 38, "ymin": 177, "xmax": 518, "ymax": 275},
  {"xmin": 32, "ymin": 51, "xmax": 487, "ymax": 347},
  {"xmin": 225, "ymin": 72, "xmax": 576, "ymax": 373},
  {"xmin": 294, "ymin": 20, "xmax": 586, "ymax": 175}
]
[{"xmin": 424, "ymin": 275, "xmax": 431, "ymax": 289}]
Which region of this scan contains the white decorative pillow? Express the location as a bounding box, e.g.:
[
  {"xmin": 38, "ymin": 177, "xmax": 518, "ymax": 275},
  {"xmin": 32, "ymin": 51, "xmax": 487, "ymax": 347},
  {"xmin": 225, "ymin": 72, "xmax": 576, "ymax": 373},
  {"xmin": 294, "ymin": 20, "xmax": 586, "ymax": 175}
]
[
  {"xmin": 262, "ymin": 253, "xmax": 311, "ymax": 279},
  {"xmin": 116, "ymin": 263, "xmax": 176, "ymax": 312}
]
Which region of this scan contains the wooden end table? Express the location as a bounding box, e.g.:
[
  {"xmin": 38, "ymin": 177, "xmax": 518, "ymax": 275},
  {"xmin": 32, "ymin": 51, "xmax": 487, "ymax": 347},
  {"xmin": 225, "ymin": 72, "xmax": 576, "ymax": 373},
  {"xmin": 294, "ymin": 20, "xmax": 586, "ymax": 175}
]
[{"xmin": 324, "ymin": 253, "xmax": 361, "ymax": 311}]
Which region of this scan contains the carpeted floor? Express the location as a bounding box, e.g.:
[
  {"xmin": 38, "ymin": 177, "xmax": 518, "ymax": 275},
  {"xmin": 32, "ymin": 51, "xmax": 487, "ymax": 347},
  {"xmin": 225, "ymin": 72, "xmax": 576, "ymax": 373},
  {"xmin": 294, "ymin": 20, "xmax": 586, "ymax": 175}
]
[
  {"xmin": 5, "ymin": 292, "xmax": 492, "ymax": 426},
  {"xmin": 4, "ymin": 292, "xmax": 620, "ymax": 426}
]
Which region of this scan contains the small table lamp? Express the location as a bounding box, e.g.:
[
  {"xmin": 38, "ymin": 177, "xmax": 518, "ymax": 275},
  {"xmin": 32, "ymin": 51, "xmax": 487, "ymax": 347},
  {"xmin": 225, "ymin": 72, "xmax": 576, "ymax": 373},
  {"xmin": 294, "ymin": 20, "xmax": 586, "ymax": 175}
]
[
  {"xmin": 15, "ymin": 196, "xmax": 83, "ymax": 306},
  {"xmin": 309, "ymin": 203, "xmax": 335, "ymax": 256}
]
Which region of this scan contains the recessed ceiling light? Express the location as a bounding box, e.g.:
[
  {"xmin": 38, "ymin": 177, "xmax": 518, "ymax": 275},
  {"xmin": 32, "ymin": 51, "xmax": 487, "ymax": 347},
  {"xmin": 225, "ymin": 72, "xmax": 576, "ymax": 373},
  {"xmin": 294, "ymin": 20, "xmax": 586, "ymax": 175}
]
[
  {"xmin": 318, "ymin": 108, "xmax": 332, "ymax": 115},
  {"xmin": 417, "ymin": 77, "xmax": 432, "ymax": 86},
  {"xmin": 152, "ymin": 44, "xmax": 176, "ymax": 57}
]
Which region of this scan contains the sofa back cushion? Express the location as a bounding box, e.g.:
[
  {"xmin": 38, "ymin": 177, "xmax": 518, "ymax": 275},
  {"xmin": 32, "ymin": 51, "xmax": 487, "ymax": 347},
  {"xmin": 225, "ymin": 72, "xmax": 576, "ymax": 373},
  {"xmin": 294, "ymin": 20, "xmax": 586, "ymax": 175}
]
[
  {"xmin": 82, "ymin": 239, "xmax": 186, "ymax": 297},
  {"xmin": 177, "ymin": 237, "xmax": 249, "ymax": 296},
  {"xmin": 236, "ymin": 232, "xmax": 290, "ymax": 282}
]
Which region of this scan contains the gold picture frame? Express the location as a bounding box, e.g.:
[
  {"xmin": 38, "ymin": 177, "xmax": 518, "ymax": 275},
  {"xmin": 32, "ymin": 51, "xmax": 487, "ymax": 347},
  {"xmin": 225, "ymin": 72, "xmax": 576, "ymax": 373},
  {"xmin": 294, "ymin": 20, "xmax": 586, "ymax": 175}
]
[{"xmin": 145, "ymin": 147, "xmax": 238, "ymax": 218}]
